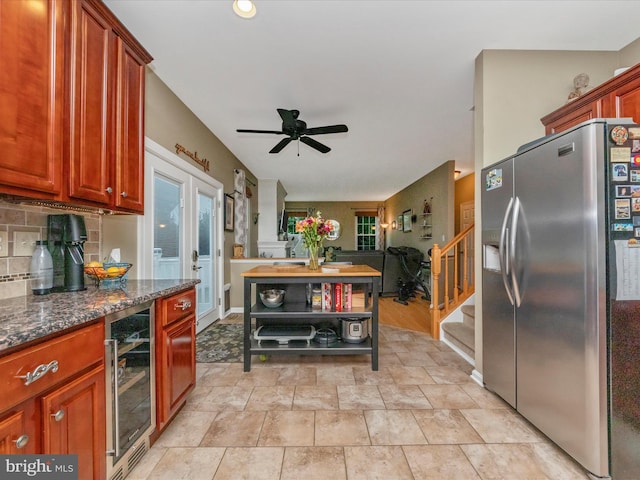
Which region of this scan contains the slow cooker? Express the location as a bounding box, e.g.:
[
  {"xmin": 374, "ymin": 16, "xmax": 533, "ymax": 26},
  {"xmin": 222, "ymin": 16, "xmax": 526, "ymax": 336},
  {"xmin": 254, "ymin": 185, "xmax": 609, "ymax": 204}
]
[{"xmin": 340, "ymin": 318, "xmax": 368, "ymax": 343}]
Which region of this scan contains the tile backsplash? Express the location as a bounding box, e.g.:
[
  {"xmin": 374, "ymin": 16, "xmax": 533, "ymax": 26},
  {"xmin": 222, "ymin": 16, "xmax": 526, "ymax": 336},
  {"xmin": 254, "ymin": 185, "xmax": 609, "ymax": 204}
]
[{"xmin": 0, "ymin": 200, "xmax": 101, "ymax": 300}]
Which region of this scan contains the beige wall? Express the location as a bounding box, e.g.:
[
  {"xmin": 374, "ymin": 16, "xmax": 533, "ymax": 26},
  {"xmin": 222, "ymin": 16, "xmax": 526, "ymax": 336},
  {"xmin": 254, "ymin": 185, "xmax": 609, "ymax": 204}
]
[
  {"xmin": 473, "ymin": 46, "xmax": 640, "ymax": 378},
  {"xmin": 104, "ymin": 70, "xmax": 261, "ymax": 284},
  {"xmin": 285, "ymin": 201, "xmax": 380, "ymax": 251},
  {"xmin": 385, "ymin": 161, "xmax": 455, "ymax": 257}
]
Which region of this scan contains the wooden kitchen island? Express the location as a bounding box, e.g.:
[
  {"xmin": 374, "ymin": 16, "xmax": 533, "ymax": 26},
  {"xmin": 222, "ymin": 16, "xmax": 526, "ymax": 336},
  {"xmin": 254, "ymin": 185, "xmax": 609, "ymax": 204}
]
[{"xmin": 242, "ymin": 264, "xmax": 381, "ymax": 372}]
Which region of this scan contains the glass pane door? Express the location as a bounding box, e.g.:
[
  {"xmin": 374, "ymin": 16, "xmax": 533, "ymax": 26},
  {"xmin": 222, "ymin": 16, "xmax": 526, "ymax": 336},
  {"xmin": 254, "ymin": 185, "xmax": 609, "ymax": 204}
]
[{"xmin": 153, "ymin": 174, "xmax": 182, "ymax": 279}]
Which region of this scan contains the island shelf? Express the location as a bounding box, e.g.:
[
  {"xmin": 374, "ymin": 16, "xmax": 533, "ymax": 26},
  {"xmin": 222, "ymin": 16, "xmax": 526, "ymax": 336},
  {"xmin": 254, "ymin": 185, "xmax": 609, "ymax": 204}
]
[{"xmin": 242, "ymin": 264, "xmax": 381, "ymax": 371}]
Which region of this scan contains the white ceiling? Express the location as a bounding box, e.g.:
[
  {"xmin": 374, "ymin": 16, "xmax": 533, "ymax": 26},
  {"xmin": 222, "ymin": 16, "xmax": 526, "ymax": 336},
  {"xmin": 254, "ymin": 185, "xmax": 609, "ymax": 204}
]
[{"xmin": 105, "ymin": 0, "xmax": 639, "ymax": 201}]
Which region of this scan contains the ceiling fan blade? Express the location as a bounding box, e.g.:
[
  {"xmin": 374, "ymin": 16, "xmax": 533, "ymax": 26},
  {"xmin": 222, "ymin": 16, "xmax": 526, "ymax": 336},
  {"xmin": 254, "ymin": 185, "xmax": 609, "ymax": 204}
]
[
  {"xmin": 304, "ymin": 124, "xmax": 349, "ymax": 135},
  {"xmin": 277, "ymin": 109, "xmax": 297, "ymax": 129},
  {"xmin": 300, "ymin": 136, "xmax": 331, "ymax": 153},
  {"xmin": 237, "ymin": 129, "xmax": 284, "ymax": 135},
  {"xmin": 269, "ymin": 137, "xmax": 293, "ymax": 154}
]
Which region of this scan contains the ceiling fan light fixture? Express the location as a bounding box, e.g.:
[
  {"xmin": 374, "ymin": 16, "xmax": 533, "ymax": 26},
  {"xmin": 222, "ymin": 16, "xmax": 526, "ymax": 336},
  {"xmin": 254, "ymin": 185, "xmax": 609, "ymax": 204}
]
[{"xmin": 233, "ymin": 0, "xmax": 256, "ymax": 18}]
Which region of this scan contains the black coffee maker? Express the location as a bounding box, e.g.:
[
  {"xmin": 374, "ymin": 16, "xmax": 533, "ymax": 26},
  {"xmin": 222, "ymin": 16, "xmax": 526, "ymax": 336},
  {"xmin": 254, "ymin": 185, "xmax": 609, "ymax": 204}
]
[{"xmin": 47, "ymin": 214, "xmax": 87, "ymax": 292}]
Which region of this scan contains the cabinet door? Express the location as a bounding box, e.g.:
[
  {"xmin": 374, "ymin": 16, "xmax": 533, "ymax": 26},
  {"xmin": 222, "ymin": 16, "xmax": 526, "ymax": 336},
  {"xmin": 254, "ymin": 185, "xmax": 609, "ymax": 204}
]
[
  {"xmin": 611, "ymin": 75, "xmax": 640, "ymax": 124},
  {"xmin": 114, "ymin": 38, "xmax": 146, "ymax": 213},
  {"xmin": 0, "ymin": 0, "xmax": 65, "ymax": 197},
  {"xmin": 158, "ymin": 315, "xmax": 195, "ymax": 429},
  {"xmin": 68, "ymin": 0, "xmax": 114, "ymax": 206},
  {"xmin": 41, "ymin": 365, "xmax": 106, "ymax": 480},
  {"xmin": 544, "ymin": 101, "xmax": 600, "ymax": 135},
  {"xmin": 0, "ymin": 407, "xmax": 36, "ymax": 455}
]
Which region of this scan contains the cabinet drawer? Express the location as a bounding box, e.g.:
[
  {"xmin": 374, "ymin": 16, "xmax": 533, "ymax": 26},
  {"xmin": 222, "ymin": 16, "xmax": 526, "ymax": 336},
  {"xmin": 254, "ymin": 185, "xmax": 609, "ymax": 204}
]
[
  {"xmin": 0, "ymin": 322, "xmax": 103, "ymax": 413},
  {"xmin": 161, "ymin": 288, "xmax": 196, "ymax": 327}
]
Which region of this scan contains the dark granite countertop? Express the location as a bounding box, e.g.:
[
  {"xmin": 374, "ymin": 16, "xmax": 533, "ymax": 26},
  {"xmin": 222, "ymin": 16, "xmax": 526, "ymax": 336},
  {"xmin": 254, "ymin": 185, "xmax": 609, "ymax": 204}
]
[{"xmin": 0, "ymin": 279, "xmax": 200, "ymax": 354}]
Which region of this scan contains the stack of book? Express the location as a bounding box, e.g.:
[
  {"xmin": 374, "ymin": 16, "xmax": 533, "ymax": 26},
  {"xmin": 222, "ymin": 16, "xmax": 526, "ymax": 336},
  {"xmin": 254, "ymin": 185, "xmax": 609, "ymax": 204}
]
[{"xmin": 322, "ymin": 283, "xmax": 353, "ymax": 311}]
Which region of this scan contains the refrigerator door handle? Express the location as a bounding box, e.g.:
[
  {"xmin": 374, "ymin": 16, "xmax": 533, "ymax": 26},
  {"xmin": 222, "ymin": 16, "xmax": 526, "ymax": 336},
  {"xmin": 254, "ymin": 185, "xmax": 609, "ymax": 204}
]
[
  {"xmin": 499, "ymin": 197, "xmax": 515, "ymax": 306},
  {"xmin": 510, "ymin": 196, "xmax": 523, "ymax": 307}
]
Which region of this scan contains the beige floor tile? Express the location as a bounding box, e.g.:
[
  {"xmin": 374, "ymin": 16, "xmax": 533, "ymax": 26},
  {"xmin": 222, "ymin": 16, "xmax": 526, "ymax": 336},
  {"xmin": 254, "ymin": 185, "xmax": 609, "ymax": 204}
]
[
  {"xmin": 530, "ymin": 443, "xmax": 591, "ymax": 479},
  {"xmin": 281, "ymin": 446, "xmax": 347, "ymax": 480},
  {"xmin": 403, "ymin": 444, "xmax": 482, "ymax": 479},
  {"xmin": 146, "ymin": 447, "xmax": 225, "ymax": 480},
  {"xmin": 461, "ymin": 383, "xmax": 510, "ymax": 409},
  {"xmin": 315, "ymin": 410, "xmax": 370, "ymax": 446},
  {"xmin": 293, "ymin": 385, "xmax": 339, "ymax": 410},
  {"xmin": 376, "ymin": 352, "xmax": 403, "ymax": 365},
  {"xmin": 257, "ymin": 410, "xmax": 315, "ymax": 446},
  {"xmin": 337, "ymin": 384, "xmax": 386, "ymax": 409},
  {"xmin": 200, "ymin": 410, "xmax": 266, "ymax": 447},
  {"xmin": 419, "ymin": 384, "xmax": 479, "ymax": 409},
  {"xmin": 460, "ymin": 408, "xmax": 544, "ymax": 443},
  {"xmin": 378, "ymin": 384, "xmax": 433, "ymax": 409},
  {"xmin": 127, "ymin": 447, "xmax": 167, "ymax": 480},
  {"xmin": 461, "ymin": 443, "xmax": 558, "ymax": 479},
  {"xmin": 213, "ymin": 447, "xmax": 284, "ymax": 480},
  {"xmin": 395, "ymin": 351, "xmax": 439, "ymax": 367},
  {"xmin": 245, "ymin": 385, "xmax": 295, "ymax": 410},
  {"xmin": 199, "ymin": 364, "xmax": 244, "ymax": 387},
  {"xmin": 153, "ymin": 410, "xmax": 219, "ymax": 447},
  {"xmin": 380, "ymin": 341, "xmax": 409, "ymax": 353},
  {"xmin": 316, "ymin": 365, "xmax": 356, "ymax": 385},
  {"xmin": 235, "ymin": 367, "xmax": 283, "ymax": 386},
  {"xmin": 365, "ymin": 410, "xmax": 428, "ymax": 445},
  {"xmin": 425, "ymin": 365, "xmax": 475, "ymax": 384},
  {"xmin": 412, "ymin": 409, "xmax": 484, "ymax": 444},
  {"xmin": 185, "ymin": 385, "xmax": 254, "ymax": 411},
  {"xmin": 276, "ymin": 366, "xmax": 317, "ymax": 385},
  {"xmin": 387, "ymin": 365, "xmax": 435, "ymax": 385},
  {"xmin": 344, "ymin": 445, "xmax": 414, "ymax": 479},
  {"xmin": 352, "ymin": 365, "xmax": 396, "ymax": 384}
]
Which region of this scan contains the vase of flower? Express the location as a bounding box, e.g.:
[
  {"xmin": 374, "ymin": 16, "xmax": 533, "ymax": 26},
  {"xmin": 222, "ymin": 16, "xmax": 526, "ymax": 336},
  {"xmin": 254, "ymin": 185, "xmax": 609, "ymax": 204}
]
[
  {"xmin": 296, "ymin": 211, "xmax": 333, "ymax": 271},
  {"xmin": 308, "ymin": 242, "xmax": 320, "ymax": 270}
]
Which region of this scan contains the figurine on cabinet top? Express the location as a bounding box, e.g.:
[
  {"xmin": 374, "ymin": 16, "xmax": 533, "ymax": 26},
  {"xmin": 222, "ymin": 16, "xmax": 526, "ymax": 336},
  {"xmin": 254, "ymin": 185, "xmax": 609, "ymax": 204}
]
[{"xmin": 567, "ymin": 73, "xmax": 590, "ymax": 103}]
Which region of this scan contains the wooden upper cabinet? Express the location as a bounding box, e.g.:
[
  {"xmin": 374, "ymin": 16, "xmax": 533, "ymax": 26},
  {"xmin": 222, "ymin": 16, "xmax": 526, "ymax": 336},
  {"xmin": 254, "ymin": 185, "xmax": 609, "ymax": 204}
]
[
  {"xmin": 0, "ymin": 0, "xmax": 65, "ymax": 198},
  {"xmin": 542, "ymin": 64, "xmax": 640, "ymax": 134},
  {"xmin": 68, "ymin": 0, "xmax": 152, "ymax": 213},
  {"xmin": 68, "ymin": 0, "xmax": 114, "ymax": 206},
  {"xmin": 114, "ymin": 39, "xmax": 147, "ymax": 212}
]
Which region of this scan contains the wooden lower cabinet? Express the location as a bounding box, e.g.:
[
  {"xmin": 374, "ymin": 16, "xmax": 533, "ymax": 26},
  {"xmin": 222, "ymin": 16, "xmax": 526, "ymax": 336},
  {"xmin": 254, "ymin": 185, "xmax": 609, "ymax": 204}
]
[
  {"xmin": 154, "ymin": 288, "xmax": 197, "ymax": 437},
  {"xmin": 42, "ymin": 364, "xmax": 106, "ymax": 480},
  {"xmin": 0, "ymin": 322, "xmax": 105, "ymax": 479}
]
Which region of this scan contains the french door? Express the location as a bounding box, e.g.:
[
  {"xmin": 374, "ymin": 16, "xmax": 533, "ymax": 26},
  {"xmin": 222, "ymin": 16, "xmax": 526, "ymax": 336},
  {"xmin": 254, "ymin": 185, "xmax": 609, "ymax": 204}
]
[{"xmin": 140, "ymin": 140, "xmax": 223, "ymax": 333}]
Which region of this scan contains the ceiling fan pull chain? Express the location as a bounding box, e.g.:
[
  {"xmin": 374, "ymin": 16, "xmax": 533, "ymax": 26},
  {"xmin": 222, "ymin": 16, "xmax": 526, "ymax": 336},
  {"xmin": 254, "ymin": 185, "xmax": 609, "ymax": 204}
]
[{"xmin": 297, "ymin": 139, "xmax": 300, "ymax": 157}]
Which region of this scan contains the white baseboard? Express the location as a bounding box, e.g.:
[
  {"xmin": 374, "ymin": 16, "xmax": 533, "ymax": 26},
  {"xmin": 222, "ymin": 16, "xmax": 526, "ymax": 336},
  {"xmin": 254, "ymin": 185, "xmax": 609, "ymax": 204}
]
[
  {"xmin": 470, "ymin": 369, "xmax": 483, "ymax": 386},
  {"xmin": 227, "ymin": 307, "xmax": 243, "ymax": 315}
]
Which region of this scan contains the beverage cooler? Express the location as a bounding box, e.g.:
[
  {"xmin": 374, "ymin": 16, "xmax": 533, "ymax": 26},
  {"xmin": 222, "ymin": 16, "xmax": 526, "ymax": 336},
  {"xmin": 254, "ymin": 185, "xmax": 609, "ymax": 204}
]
[{"xmin": 105, "ymin": 300, "xmax": 155, "ymax": 480}]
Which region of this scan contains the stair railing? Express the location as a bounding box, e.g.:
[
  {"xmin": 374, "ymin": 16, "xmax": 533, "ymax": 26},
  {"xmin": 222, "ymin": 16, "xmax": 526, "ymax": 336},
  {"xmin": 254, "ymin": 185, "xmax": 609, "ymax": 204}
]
[{"xmin": 430, "ymin": 224, "xmax": 475, "ymax": 339}]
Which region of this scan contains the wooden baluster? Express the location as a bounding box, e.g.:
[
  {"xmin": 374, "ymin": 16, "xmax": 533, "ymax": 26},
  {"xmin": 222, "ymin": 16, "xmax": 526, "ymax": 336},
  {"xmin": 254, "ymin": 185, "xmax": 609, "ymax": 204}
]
[{"xmin": 431, "ymin": 243, "xmax": 441, "ymax": 339}]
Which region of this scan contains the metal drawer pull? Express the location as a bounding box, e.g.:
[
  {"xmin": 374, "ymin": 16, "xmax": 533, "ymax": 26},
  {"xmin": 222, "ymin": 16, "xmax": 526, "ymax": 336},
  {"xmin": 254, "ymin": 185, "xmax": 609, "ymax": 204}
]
[
  {"xmin": 14, "ymin": 435, "xmax": 29, "ymax": 449},
  {"xmin": 17, "ymin": 360, "xmax": 59, "ymax": 386},
  {"xmin": 51, "ymin": 409, "xmax": 65, "ymax": 422},
  {"xmin": 174, "ymin": 300, "xmax": 192, "ymax": 311}
]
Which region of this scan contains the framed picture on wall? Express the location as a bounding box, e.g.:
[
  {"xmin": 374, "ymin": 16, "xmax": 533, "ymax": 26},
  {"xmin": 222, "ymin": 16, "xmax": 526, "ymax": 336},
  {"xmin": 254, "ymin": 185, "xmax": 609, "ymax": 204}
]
[
  {"xmin": 224, "ymin": 194, "xmax": 235, "ymax": 231},
  {"xmin": 402, "ymin": 209, "xmax": 412, "ymax": 232},
  {"xmin": 396, "ymin": 214, "xmax": 403, "ymax": 231}
]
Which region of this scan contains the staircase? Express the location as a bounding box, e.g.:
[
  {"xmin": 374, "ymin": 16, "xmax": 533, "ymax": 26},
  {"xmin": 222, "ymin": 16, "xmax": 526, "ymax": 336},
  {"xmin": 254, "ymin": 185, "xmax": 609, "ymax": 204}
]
[{"xmin": 441, "ymin": 304, "xmax": 475, "ymax": 362}]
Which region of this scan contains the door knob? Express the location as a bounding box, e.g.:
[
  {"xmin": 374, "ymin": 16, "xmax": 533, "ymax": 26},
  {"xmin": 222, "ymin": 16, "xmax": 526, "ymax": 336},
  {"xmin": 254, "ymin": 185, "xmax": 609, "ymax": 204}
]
[
  {"xmin": 14, "ymin": 435, "xmax": 29, "ymax": 449},
  {"xmin": 192, "ymin": 264, "xmax": 203, "ymax": 271},
  {"xmin": 51, "ymin": 409, "xmax": 65, "ymax": 422}
]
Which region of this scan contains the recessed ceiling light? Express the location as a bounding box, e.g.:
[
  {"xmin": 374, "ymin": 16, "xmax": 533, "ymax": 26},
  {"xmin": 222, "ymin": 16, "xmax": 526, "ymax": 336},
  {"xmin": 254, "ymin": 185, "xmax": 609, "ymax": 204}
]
[{"xmin": 233, "ymin": 0, "xmax": 256, "ymax": 19}]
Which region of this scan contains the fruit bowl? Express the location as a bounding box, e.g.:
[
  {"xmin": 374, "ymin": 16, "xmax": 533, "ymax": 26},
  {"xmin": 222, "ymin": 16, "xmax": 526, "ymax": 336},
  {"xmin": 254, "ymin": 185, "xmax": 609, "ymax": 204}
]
[{"xmin": 84, "ymin": 262, "xmax": 132, "ymax": 287}]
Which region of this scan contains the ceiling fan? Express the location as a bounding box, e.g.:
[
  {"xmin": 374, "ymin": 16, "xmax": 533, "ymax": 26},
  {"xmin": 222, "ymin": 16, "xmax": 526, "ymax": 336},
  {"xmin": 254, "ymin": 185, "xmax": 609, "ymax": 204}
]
[{"xmin": 236, "ymin": 108, "xmax": 348, "ymax": 154}]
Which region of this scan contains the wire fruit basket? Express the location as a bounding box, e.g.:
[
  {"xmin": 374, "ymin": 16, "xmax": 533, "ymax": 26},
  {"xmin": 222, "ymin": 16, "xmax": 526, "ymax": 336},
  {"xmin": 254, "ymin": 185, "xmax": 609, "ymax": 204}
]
[{"xmin": 84, "ymin": 262, "xmax": 132, "ymax": 288}]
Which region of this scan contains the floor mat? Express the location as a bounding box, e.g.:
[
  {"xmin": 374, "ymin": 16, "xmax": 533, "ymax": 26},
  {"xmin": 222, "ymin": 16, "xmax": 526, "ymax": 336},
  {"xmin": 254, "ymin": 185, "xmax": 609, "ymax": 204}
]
[{"xmin": 196, "ymin": 323, "xmax": 243, "ymax": 363}]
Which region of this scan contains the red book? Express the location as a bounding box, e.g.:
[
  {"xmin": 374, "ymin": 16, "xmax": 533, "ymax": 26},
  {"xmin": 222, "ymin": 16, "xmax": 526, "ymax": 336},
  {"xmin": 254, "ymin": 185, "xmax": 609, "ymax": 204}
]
[
  {"xmin": 334, "ymin": 283, "xmax": 343, "ymax": 312},
  {"xmin": 322, "ymin": 282, "xmax": 332, "ymax": 311}
]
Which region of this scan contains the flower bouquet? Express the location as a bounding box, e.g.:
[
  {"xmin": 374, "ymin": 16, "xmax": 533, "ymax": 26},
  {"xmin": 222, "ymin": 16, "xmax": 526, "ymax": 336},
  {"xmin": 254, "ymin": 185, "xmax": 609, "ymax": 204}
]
[{"xmin": 295, "ymin": 212, "xmax": 334, "ymax": 270}]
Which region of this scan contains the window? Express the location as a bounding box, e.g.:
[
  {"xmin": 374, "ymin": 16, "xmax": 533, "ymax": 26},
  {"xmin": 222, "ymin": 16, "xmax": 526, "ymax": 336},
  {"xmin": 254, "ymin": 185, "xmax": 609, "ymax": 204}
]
[
  {"xmin": 286, "ymin": 211, "xmax": 307, "ymax": 234},
  {"xmin": 356, "ymin": 215, "xmax": 377, "ymax": 250}
]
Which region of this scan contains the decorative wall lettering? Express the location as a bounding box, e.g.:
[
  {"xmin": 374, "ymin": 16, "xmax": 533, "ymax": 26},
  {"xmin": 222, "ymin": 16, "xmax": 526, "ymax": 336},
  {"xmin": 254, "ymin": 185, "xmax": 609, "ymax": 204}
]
[{"xmin": 175, "ymin": 143, "xmax": 210, "ymax": 172}]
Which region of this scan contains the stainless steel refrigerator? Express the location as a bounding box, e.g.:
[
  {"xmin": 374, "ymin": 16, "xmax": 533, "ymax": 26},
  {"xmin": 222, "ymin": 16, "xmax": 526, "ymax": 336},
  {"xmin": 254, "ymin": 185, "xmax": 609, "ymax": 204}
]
[{"xmin": 482, "ymin": 118, "xmax": 640, "ymax": 479}]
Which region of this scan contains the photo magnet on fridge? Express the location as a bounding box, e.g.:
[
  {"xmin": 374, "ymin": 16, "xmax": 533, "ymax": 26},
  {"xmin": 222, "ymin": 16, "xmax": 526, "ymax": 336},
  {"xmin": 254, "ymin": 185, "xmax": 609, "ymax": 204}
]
[
  {"xmin": 616, "ymin": 198, "xmax": 631, "ymax": 219},
  {"xmin": 631, "ymin": 170, "xmax": 640, "ymax": 183},
  {"xmin": 616, "ymin": 185, "xmax": 632, "ymax": 197},
  {"xmin": 613, "ymin": 163, "xmax": 629, "ymax": 181}
]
